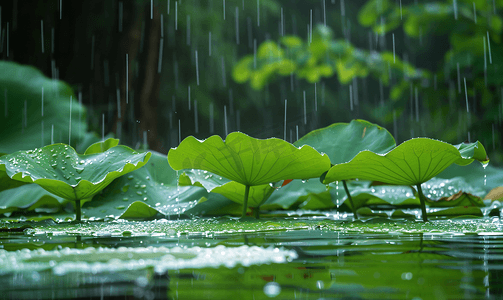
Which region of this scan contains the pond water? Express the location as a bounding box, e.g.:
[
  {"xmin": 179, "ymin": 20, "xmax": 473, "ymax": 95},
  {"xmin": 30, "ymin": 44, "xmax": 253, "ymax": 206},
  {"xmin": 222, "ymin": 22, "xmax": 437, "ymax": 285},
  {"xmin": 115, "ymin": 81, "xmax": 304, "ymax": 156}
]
[{"xmin": 1, "ymin": 217, "xmax": 503, "ymax": 299}]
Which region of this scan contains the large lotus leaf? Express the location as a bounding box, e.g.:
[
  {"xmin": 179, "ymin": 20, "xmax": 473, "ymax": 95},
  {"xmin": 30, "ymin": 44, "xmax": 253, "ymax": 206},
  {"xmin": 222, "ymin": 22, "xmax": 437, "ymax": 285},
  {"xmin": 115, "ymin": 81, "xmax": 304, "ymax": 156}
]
[
  {"xmin": 168, "ymin": 132, "xmax": 331, "ymax": 186},
  {"xmin": 211, "ymin": 181, "xmax": 275, "ymax": 208},
  {"xmin": 293, "ymin": 119, "xmax": 396, "ymax": 165},
  {"xmin": 323, "ymin": 138, "xmax": 488, "ymax": 185},
  {"xmin": 0, "ymin": 61, "xmax": 87, "ymax": 153},
  {"xmin": 0, "ymin": 184, "xmax": 67, "ymax": 214},
  {"xmin": 0, "ymin": 144, "xmax": 151, "ymax": 201},
  {"xmin": 84, "ymin": 151, "xmax": 227, "ymax": 219}
]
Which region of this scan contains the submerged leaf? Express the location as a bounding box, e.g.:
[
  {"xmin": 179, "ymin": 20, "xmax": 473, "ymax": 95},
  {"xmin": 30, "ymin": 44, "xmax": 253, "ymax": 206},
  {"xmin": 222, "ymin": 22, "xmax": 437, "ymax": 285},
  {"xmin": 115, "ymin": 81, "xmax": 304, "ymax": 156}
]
[
  {"xmin": 168, "ymin": 132, "xmax": 331, "ymax": 186},
  {"xmin": 324, "ymin": 138, "xmax": 488, "ymax": 185},
  {"xmin": 0, "ymin": 144, "xmax": 151, "ymax": 201}
]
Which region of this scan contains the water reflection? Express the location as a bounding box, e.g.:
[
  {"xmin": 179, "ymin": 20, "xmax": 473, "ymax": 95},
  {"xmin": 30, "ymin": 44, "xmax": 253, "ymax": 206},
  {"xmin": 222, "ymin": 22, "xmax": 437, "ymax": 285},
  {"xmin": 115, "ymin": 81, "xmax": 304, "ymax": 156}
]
[{"xmin": 1, "ymin": 227, "xmax": 503, "ymax": 299}]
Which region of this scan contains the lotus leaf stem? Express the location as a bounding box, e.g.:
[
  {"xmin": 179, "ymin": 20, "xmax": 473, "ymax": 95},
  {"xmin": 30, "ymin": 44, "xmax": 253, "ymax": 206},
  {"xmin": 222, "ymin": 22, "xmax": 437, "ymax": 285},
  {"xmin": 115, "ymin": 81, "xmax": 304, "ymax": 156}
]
[
  {"xmin": 241, "ymin": 185, "xmax": 251, "ymax": 218},
  {"xmin": 75, "ymin": 199, "xmax": 81, "ymax": 222},
  {"xmin": 416, "ymin": 184, "xmax": 429, "ymax": 222},
  {"xmin": 254, "ymin": 206, "xmax": 260, "ymax": 219},
  {"xmin": 342, "ymin": 180, "xmax": 358, "ymax": 220}
]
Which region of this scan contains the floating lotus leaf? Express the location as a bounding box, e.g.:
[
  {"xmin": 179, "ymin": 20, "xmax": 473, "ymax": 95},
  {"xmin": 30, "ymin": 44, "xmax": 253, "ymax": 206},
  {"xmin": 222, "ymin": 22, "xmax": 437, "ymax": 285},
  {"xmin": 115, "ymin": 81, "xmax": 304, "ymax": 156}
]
[
  {"xmin": 323, "ymin": 138, "xmax": 488, "ymax": 185},
  {"xmin": 168, "ymin": 132, "xmax": 331, "ymax": 186},
  {"xmin": 0, "ymin": 144, "xmax": 151, "ymax": 202}
]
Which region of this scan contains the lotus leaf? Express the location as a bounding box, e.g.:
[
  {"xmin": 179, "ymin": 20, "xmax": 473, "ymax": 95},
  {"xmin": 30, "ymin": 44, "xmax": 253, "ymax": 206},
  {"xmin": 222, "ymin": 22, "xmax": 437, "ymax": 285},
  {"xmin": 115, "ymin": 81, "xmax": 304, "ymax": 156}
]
[
  {"xmin": 323, "ymin": 138, "xmax": 488, "ymax": 221},
  {"xmin": 323, "ymin": 138, "xmax": 488, "ymax": 185},
  {"xmin": 83, "ymin": 151, "xmax": 211, "ymax": 220},
  {"xmin": 0, "ymin": 61, "xmax": 87, "ymax": 153},
  {"xmin": 294, "ymin": 119, "xmax": 396, "ymax": 218},
  {"xmin": 0, "ymin": 184, "xmax": 67, "ymax": 215},
  {"xmin": 294, "ymin": 119, "xmax": 396, "ymax": 165},
  {"xmin": 168, "ymin": 132, "xmax": 331, "ymax": 217},
  {"xmin": 0, "ymin": 143, "xmax": 151, "ymax": 221},
  {"xmin": 211, "ymin": 181, "xmax": 274, "ymax": 217}
]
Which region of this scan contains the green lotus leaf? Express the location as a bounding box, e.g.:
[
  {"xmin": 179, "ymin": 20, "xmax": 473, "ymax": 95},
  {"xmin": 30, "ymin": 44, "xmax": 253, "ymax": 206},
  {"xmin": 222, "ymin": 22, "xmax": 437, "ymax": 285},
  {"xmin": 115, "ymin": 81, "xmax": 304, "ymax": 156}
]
[
  {"xmin": 84, "ymin": 151, "xmax": 230, "ymax": 219},
  {"xmin": 84, "ymin": 138, "xmax": 120, "ymax": 155},
  {"xmin": 0, "ymin": 144, "xmax": 151, "ymax": 209},
  {"xmin": 0, "ymin": 169, "xmax": 27, "ymax": 192},
  {"xmin": 211, "ymin": 181, "xmax": 274, "ymax": 208},
  {"xmin": 168, "ymin": 132, "xmax": 331, "ymax": 186},
  {"xmin": 262, "ymin": 179, "xmax": 332, "ymax": 210},
  {"xmin": 428, "ymin": 206, "xmax": 483, "ymax": 218},
  {"xmin": 178, "ymin": 169, "xmax": 230, "ymax": 191},
  {"xmin": 323, "ymin": 138, "xmax": 488, "ymax": 186},
  {"xmin": 298, "ymin": 191, "xmax": 335, "ymax": 210},
  {"xmin": 0, "ymin": 184, "xmax": 67, "ymax": 215},
  {"xmin": 323, "ymin": 138, "xmax": 488, "ymax": 221},
  {"xmin": 0, "ymin": 61, "xmax": 87, "ymax": 153},
  {"xmin": 421, "ymin": 177, "xmax": 486, "ymax": 199},
  {"xmin": 438, "ymin": 162, "xmax": 503, "ymax": 191},
  {"xmin": 294, "ymin": 119, "xmax": 396, "ymax": 165}
]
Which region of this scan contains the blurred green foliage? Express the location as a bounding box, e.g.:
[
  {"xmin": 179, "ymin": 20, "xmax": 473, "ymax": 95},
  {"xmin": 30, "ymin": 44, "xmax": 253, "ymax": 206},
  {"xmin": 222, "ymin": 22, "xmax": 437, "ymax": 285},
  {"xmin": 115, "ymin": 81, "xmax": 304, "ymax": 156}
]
[{"xmin": 232, "ymin": 0, "xmax": 503, "ymax": 163}]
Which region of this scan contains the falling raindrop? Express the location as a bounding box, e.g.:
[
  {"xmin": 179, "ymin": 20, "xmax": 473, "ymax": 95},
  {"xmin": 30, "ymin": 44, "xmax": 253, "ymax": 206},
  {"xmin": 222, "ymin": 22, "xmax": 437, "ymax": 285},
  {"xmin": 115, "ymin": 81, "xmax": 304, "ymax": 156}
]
[
  {"xmin": 208, "ymin": 31, "xmax": 212, "ymax": 56},
  {"xmin": 195, "ymin": 50, "xmax": 200, "ymax": 85},
  {"xmin": 194, "ymin": 100, "xmax": 199, "ymax": 133},
  {"xmin": 40, "ymin": 20, "xmax": 44, "ymax": 53},
  {"xmin": 464, "ymin": 77, "xmax": 469, "ymax": 113},
  {"xmin": 303, "ymin": 91, "xmax": 307, "ymax": 124},
  {"xmin": 209, "ymin": 103, "xmax": 214, "ymax": 134},
  {"xmin": 188, "ymin": 85, "xmax": 191, "ymax": 110},
  {"xmin": 284, "ymin": 99, "xmax": 287, "ymax": 140},
  {"xmin": 118, "ymin": 2, "xmax": 123, "ymax": 32},
  {"xmin": 473, "ymin": 2, "xmax": 477, "ymax": 24},
  {"xmin": 158, "ymin": 37, "xmax": 164, "ymax": 73},
  {"xmin": 186, "ymin": 15, "xmax": 191, "ymax": 46},
  {"xmin": 453, "ymin": 0, "xmax": 458, "ymax": 20},
  {"xmin": 224, "ymin": 105, "xmax": 228, "ymax": 136},
  {"xmin": 126, "ymin": 54, "xmax": 129, "ymax": 103},
  {"xmin": 235, "ymin": 7, "xmax": 240, "ymax": 44},
  {"xmin": 257, "ymin": 0, "xmax": 260, "ymax": 27},
  {"xmin": 456, "ymin": 63, "xmax": 461, "ymax": 94},
  {"xmin": 175, "ymin": 1, "xmax": 178, "ymax": 30},
  {"xmin": 487, "ymin": 31, "xmax": 492, "ymax": 64}
]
